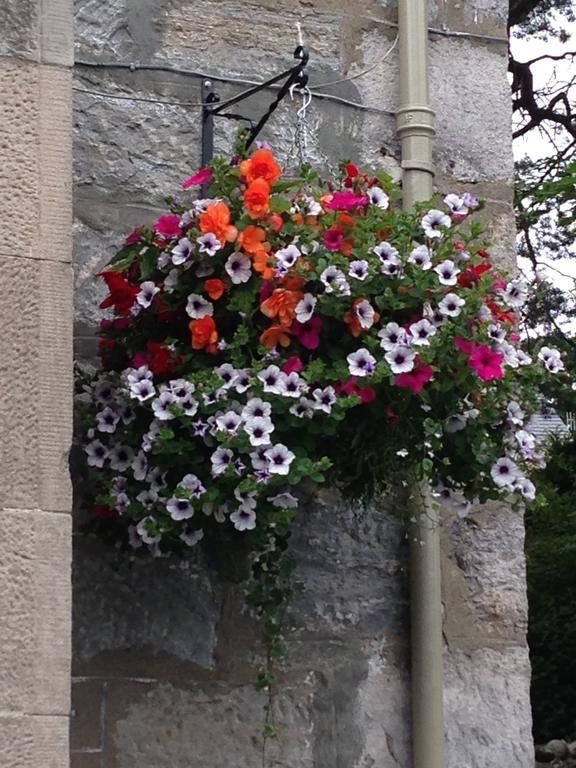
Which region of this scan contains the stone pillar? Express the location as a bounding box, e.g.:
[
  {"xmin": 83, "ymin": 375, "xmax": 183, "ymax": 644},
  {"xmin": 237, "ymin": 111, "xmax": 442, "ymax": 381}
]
[{"xmin": 0, "ymin": 1, "xmax": 73, "ymax": 766}]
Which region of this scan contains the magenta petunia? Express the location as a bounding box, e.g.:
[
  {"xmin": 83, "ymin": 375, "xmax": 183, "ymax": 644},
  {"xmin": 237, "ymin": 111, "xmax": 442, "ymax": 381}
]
[
  {"xmin": 292, "ymin": 316, "xmax": 322, "ymax": 350},
  {"xmin": 325, "ymin": 191, "xmax": 368, "ymax": 211},
  {"xmin": 153, "ymin": 214, "xmax": 181, "ymax": 240},
  {"xmin": 282, "ymin": 356, "xmax": 304, "ymax": 374},
  {"xmin": 468, "ymin": 344, "xmax": 504, "ymax": 381},
  {"xmin": 454, "ymin": 336, "xmax": 475, "ymax": 355},
  {"xmin": 323, "ymin": 227, "xmax": 344, "ymax": 252},
  {"xmin": 182, "ymin": 167, "xmax": 213, "ymax": 188}
]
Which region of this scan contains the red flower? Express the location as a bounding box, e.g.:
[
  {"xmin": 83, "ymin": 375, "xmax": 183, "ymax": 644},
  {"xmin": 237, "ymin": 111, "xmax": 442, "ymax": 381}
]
[
  {"xmin": 182, "ymin": 167, "xmax": 213, "ymax": 188},
  {"xmin": 458, "ymin": 262, "xmax": 491, "ymax": 288},
  {"xmin": 204, "ymin": 278, "xmax": 226, "ymax": 300},
  {"xmin": 99, "ymin": 270, "xmax": 139, "ymax": 315},
  {"xmin": 124, "ymin": 226, "xmax": 145, "ymax": 245},
  {"xmin": 395, "ymin": 364, "xmax": 434, "ymax": 393}
]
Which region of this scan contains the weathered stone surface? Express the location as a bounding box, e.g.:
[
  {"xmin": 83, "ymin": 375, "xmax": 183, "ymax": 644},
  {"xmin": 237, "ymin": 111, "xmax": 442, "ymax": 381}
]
[
  {"xmin": 442, "ymin": 503, "xmax": 529, "ymax": 650},
  {"xmin": 0, "ymin": 0, "xmax": 73, "ymax": 65},
  {"xmin": 0, "ymin": 714, "xmax": 69, "ymax": 768},
  {"xmin": 71, "ymin": 679, "xmax": 105, "ymax": 752},
  {"xmin": 0, "ymin": 256, "xmax": 72, "ymax": 511},
  {"xmin": 0, "ymin": 509, "xmax": 71, "ymax": 715},
  {"xmin": 445, "ymin": 647, "xmax": 534, "ymax": 768},
  {"xmin": 73, "ymin": 537, "xmax": 219, "ymax": 670}
]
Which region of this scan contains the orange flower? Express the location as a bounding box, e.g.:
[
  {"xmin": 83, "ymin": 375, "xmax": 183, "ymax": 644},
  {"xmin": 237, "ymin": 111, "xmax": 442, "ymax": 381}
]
[
  {"xmin": 244, "ymin": 178, "xmax": 270, "ymax": 219},
  {"xmin": 240, "ymin": 148, "xmax": 281, "ymax": 188},
  {"xmin": 204, "ymin": 278, "xmax": 225, "ymax": 300},
  {"xmin": 278, "ymin": 275, "xmax": 307, "ymax": 291},
  {"xmin": 268, "ymin": 213, "xmax": 284, "ymax": 233},
  {"xmin": 260, "ymin": 288, "xmax": 303, "ymax": 328},
  {"xmin": 189, "ymin": 316, "xmax": 219, "ymax": 353},
  {"xmin": 260, "ymin": 325, "xmax": 292, "ymax": 349},
  {"xmin": 341, "ymin": 237, "xmax": 356, "ymax": 258},
  {"xmin": 199, "ymin": 202, "xmax": 238, "ymax": 244},
  {"xmin": 337, "ymin": 212, "xmax": 355, "ymax": 229},
  {"xmin": 253, "ymin": 250, "xmax": 276, "ymax": 281},
  {"xmin": 238, "ymin": 225, "xmax": 269, "ymax": 255}
]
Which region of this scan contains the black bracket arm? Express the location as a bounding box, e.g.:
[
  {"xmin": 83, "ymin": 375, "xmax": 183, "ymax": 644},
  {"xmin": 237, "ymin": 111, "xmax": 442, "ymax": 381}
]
[{"xmin": 200, "ymin": 46, "xmax": 309, "ymax": 167}]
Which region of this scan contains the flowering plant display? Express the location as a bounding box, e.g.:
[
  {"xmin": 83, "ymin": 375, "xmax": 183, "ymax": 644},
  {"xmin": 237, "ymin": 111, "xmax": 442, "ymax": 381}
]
[{"xmin": 77, "ymin": 146, "xmax": 563, "ymax": 673}]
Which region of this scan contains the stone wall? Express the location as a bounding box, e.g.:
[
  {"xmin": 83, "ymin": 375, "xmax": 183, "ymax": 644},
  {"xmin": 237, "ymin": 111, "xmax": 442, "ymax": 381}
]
[
  {"xmin": 0, "ymin": 1, "xmax": 73, "ymax": 767},
  {"xmin": 71, "ymin": 1, "xmax": 534, "ymax": 766}
]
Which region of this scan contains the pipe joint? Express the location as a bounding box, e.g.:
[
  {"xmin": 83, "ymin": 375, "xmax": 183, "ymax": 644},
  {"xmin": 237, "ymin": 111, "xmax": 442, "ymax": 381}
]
[{"xmin": 396, "ymin": 105, "xmax": 436, "ymax": 137}]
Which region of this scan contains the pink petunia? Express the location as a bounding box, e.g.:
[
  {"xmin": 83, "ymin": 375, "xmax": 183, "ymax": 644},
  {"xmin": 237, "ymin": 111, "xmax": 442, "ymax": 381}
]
[
  {"xmin": 336, "ymin": 377, "xmax": 376, "ymax": 404},
  {"xmin": 182, "ymin": 167, "xmax": 213, "ymax": 189},
  {"xmin": 153, "ymin": 214, "xmax": 181, "ymax": 240},
  {"xmin": 124, "ymin": 226, "xmax": 145, "ymax": 245},
  {"xmin": 395, "ymin": 364, "xmax": 434, "ymax": 393},
  {"xmin": 468, "ymin": 344, "xmax": 504, "ymax": 381},
  {"xmin": 325, "ymin": 191, "xmax": 368, "ymax": 211}
]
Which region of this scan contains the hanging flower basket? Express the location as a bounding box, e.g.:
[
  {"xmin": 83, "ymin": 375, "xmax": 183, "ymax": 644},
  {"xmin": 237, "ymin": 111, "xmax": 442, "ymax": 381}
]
[{"xmin": 76, "ymin": 146, "xmax": 563, "ymax": 616}]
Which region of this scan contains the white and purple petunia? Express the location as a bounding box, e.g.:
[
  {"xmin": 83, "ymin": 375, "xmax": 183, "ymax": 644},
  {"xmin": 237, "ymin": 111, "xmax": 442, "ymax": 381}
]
[
  {"xmin": 152, "ymin": 390, "xmax": 177, "ymax": 421},
  {"xmin": 385, "ymin": 345, "xmax": 416, "ymax": 374},
  {"xmin": 366, "ymin": 186, "xmax": 389, "ymax": 209},
  {"xmin": 257, "ymin": 365, "xmax": 286, "ymax": 395},
  {"xmin": 538, "ymin": 346, "xmax": 564, "ymax": 373},
  {"xmin": 354, "ymin": 299, "xmax": 377, "ymax": 330},
  {"xmin": 171, "ymin": 237, "xmax": 194, "ymax": 265},
  {"xmin": 295, "ymin": 293, "xmax": 317, "ymax": 323},
  {"xmin": 264, "ymin": 443, "xmax": 296, "ymax": 475},
  {"xmin": 211, "ymin": 447, "xmax": 234, "ymax": 476},
  {"xmin": 408, "ymin": 245, "xmax": 433, "ymax": 270},
  {"xmin": 96, "ymin": 406, "xmax": 120, "ymax": 433},
  {"xmin": 422, "ymin": 209, "xmax": 451, "ymax": 239},
  {"xmin": 409, "ymin": 318, "xmax": 437, "ymax": 346},
  {"xmin": 196, "ymin": 232, "xmax": 222, "ymax": 256},
  {"xmin": 186, "ymin": 293, "xmax": 213, "ymax": 319},
  {"xmin": 85, "ymin": 439, "xmax": 109, "ymax": 468},
  {"xmin": 225, "ymin": 253, "xmax": 252, "ymax": 284},
  {"xmin": 378, "ymin": 322, "xmax": 409, "ymax": 351},
  {"xmin": 501, "ymin": 279, "xmax": 528, "ymax": 308},
  {"xmin": 242, "ymin": 397, "xmax": 272, "ymax": 421},
  {"xmin": 438, "ymin": 292, "xmax": 465, "ymax": 317},
  {"xmin": 346, "ymin": 348, "xmax": 377, "ymax": 377},
  {"xmin": 490, "ymin": 457, "xmax": 520, "ymax": 488},
  {"xmin": 244, "ymin": 416, "xmax": 274, "ymax": 446},
  {"xmin": 137, "ymin": 281, "xmax": 160, "ymax": 308},
  {"xmin": 320, "ymin": 266, "xmax": 350, "ymax": 295},
  {"xmin": 215, "ymin": 410, "xmax": 242, "ymax": 435},
  {"xmin": 434, "ymin": 259, "xmax": 460, "ymax": 286},
  {"xmin": 348, "ymin": 259, "xmax": 369, "ymax": 281},
  {"xmin": 167, "ymin": 497, "xmax": 195, "ymax": 520}
]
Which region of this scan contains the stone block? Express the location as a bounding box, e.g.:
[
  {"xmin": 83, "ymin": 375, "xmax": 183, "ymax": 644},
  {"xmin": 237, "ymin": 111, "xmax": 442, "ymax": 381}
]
[
  {"xmin": 72, "ymin": 537, "xmax": 219, "ymax": 672},
  {"xmin": 0, "ymin": 59, "xmax": 72, "ymax": 264},
  {"xmin": 445, "ymin": 646, "xmax": 534, "ymax": 768},
  {"xmin": 0, "ymin": 256, "xmax": 72, "ymax": 512},
  {"xmin": 71, "ymin": 679, "xmax": 105, "ymax": 752},
  {"xmin": 0, "ymin": 509, "xmax": 71, "ymax": 716},
  {"xmin": 0, "ymin": 714, "xmax": 69, "ymax": 768},
  {"xmin": 442, "ymin": 503, "xmax": 529, "ymax": 649},
  {"xmin": 70, "ymin": 753, "xmax": 102, "ymax": 768},
  {"xmin": 0, "ymin": 0, "xmax": 72, "ymax": 65},
  {"xmin": 0, "ymin": 60, "xmax": 71, "ymax": 265},
  {"xmin": 105, "ymin": 678, "xmax": 315, "ymax": 768},
  {"xmin": 0, "ymin": 1, "xmax": 39, "ymax": 61}
]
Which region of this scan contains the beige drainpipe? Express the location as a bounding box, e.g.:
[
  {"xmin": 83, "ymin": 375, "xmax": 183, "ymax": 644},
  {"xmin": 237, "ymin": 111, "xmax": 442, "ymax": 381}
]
[{"xmin": 396, "ymin": 2, "xmax": 446, "ymax": 768}]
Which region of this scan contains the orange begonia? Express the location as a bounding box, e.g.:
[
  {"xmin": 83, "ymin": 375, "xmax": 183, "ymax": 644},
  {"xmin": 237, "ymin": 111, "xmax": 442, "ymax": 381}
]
[
  {"xmin": 189, "ymin": 316, "xmax": 219, "ymax": 353},
  {"xmin": 199, "ymin": 202, "xmax": 238, "ymax": 244},
  {"xmin": 240, "ymin": 148, "xmax": 281, "ymax": 188},
  {"xmin": 244, "ymin": 178, "xmax": 270, "ymax": 220},
  {"xmin": 238, "ymin": 225, "xmax": 269, "ymax": 255},
  {"xmin": 260, "ymin": 288, "xmax": 303, "ymax": 328},
  {"xmin": 252, "ymin": 250, "xmax": 276, "ymax": 281},
  {"xmin": 204, "ymin": 278, "xmax": 226, "ymax": 300},
  {"xmin": 260, "ymin": 325, "xmax": 292, "ymax": 349}
]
